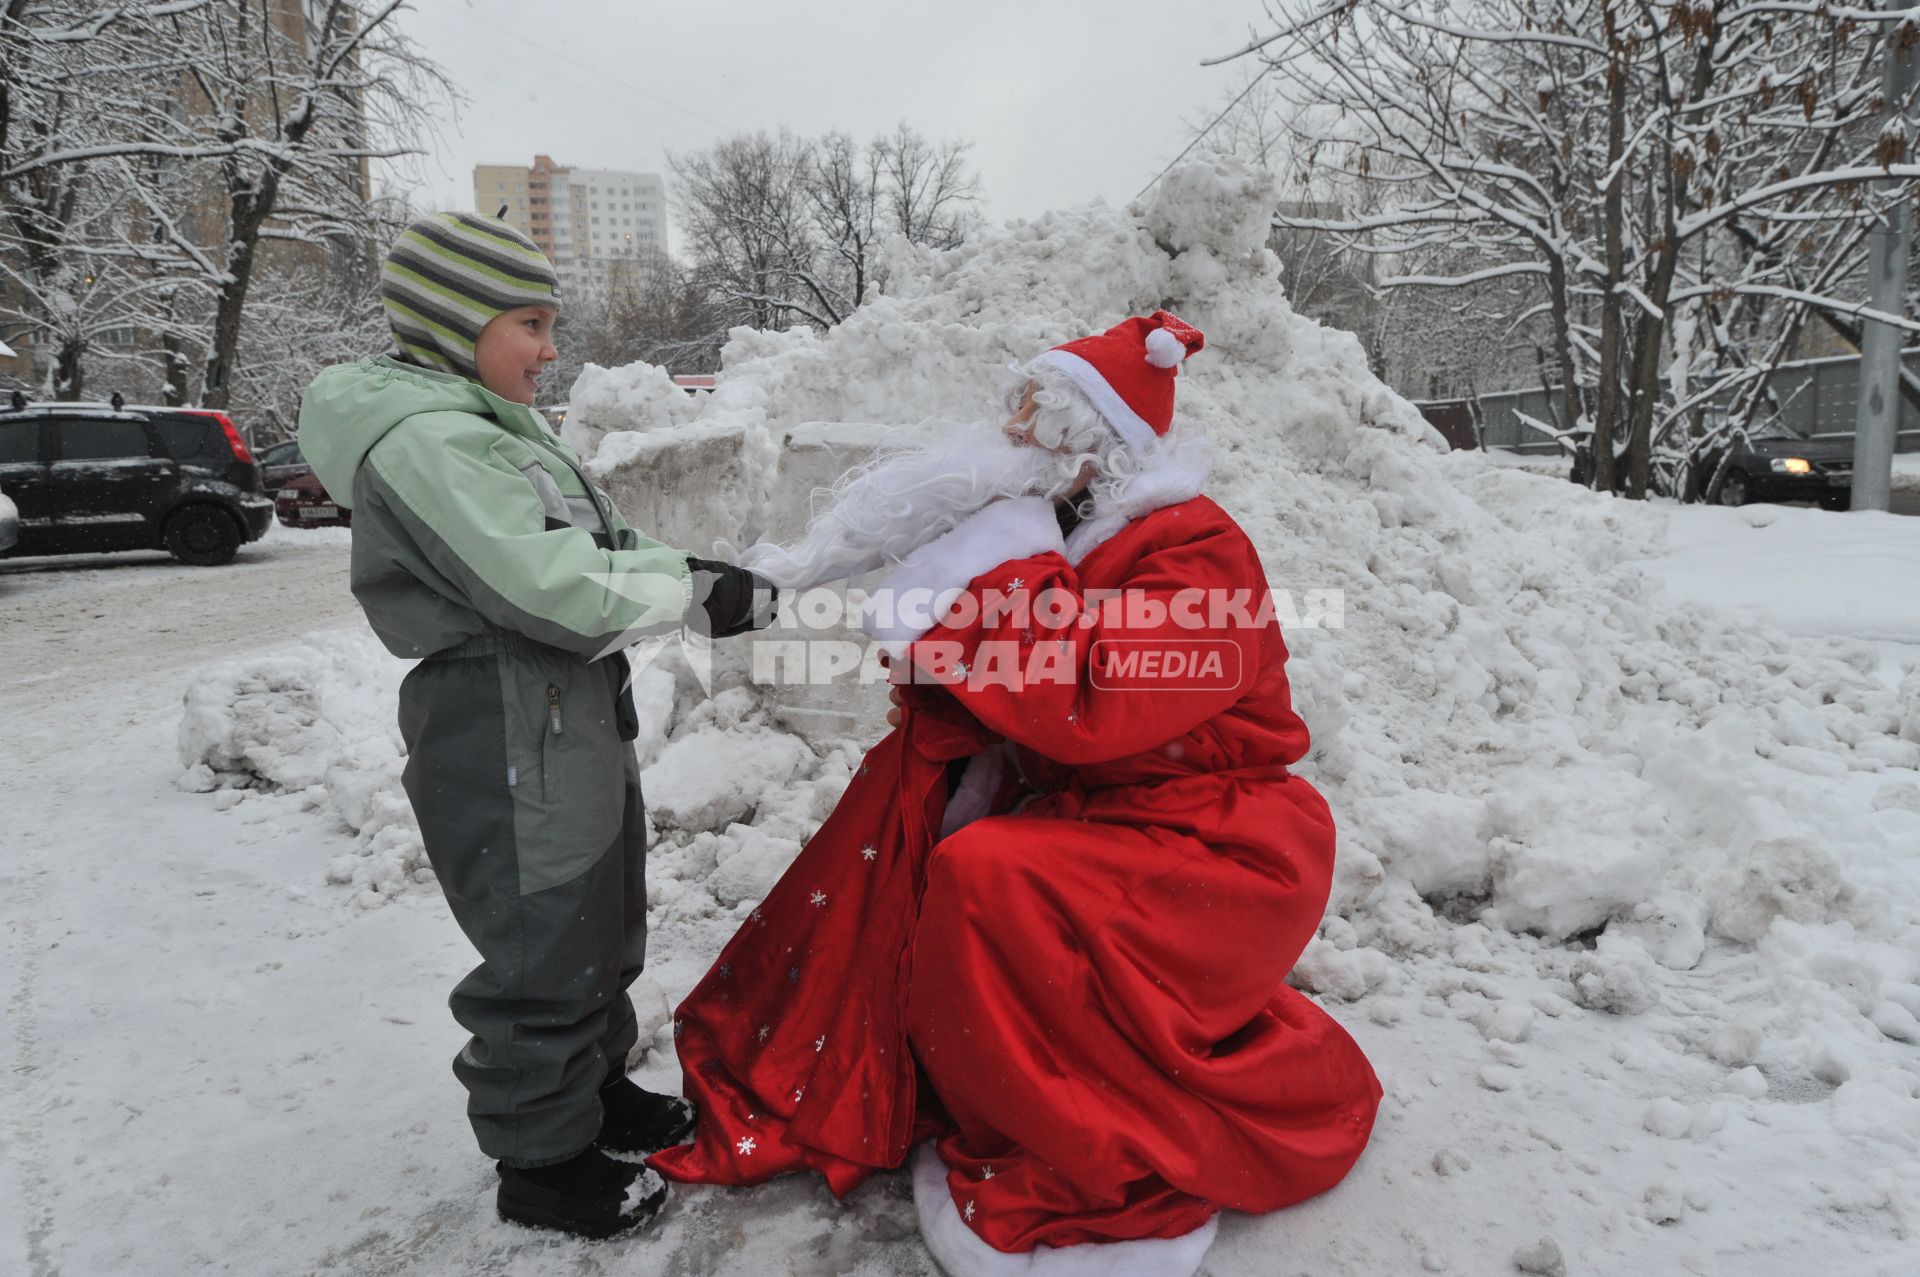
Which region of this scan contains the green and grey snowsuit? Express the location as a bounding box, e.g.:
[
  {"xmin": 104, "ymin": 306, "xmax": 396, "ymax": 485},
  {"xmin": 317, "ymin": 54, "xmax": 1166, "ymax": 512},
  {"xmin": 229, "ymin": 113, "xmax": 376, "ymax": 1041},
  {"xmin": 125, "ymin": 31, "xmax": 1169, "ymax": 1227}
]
[{"xmin": 299, "ymin": 356, "xmax": 693, "ymax": 1166}]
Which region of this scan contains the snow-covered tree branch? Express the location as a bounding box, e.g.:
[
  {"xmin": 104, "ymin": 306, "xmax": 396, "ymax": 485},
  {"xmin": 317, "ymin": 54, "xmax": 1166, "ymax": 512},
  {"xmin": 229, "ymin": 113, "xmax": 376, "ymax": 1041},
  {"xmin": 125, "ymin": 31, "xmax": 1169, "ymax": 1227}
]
[
  {"xmin": 1214, "ymin": 0, "xmax": 1920, "ymax": 500},
  {"xmin": 0, "ymin": 0, "xmax": 452, "ymax": 423}
]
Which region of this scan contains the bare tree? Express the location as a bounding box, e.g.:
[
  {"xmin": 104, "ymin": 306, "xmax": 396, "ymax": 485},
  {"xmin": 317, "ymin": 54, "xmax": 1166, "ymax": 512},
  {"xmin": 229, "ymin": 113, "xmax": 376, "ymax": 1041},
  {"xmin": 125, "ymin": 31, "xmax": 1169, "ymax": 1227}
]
[
  {"xmin": 874, "ymin": 122, "xmax": 980, "ymax": 250},
  {"xmin": 550, "ymin": 250, "xmax": 725, "ymax": 391},
  {"xmin": 803, "ymin": 130, "xmax": 886, "ymax": 316},
  {"xmin": 671, "ymin": 123, "xmax": 982, "ymax": 344},
  {"xmin": 672, "ymin": 129, "xmax": 830, "ymax": 330}
]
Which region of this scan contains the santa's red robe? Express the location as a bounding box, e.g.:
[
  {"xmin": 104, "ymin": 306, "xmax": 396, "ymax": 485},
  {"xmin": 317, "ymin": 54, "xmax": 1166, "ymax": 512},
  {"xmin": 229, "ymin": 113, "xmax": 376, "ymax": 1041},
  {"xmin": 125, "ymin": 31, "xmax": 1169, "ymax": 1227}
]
[{"xmin": 651, "ymin": 480, "xmax": 1381, "ymax": 1261}]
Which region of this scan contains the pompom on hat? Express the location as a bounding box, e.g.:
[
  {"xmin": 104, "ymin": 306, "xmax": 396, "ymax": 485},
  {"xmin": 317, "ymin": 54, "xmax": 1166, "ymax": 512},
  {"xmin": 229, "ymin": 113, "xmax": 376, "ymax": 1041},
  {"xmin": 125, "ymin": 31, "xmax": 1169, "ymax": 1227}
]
[{"xmin": 1027, "ymin": 310, "xmax": 1205, "ymax": 451}]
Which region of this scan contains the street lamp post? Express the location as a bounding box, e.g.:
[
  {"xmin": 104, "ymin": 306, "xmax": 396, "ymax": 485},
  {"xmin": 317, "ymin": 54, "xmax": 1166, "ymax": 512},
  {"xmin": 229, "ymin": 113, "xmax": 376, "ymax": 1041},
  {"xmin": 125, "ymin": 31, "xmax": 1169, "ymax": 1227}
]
[{"xmin": 1851, "ymin": 18, "xmax": 1919, "ymax": 513}]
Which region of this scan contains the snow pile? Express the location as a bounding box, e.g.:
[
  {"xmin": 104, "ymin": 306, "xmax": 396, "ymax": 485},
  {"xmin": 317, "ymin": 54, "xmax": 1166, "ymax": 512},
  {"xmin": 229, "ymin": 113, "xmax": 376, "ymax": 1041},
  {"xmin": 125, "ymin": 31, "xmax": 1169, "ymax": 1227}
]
[
  {"xmin": 562, "ymin": 359, "xmax": 702, "ymax": 457},
  {"xmin": 176, "ymin": 631, "xmax": 862, "ymax": 915},
  {"xmin": 177, "ymin": 631, "xmax": 427, "ymax": 907},
  {"xmin": 643, "ymin": 686, "xmax": 865, "ymax": 922}
]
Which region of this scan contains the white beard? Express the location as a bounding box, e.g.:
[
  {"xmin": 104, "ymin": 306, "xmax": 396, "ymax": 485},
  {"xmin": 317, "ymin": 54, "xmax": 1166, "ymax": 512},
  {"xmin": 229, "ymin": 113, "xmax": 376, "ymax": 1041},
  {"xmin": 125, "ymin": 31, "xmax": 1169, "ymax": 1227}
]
[{"xmin": 737, "ymin": 419, "xmax": 1084, "ymax": 590}]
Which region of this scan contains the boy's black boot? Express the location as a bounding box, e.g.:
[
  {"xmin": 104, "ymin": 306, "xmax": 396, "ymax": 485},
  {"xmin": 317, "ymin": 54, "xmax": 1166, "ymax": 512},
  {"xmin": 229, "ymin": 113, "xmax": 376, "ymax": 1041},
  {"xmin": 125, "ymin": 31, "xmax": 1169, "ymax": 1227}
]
[
  {"xmin": 495, "ymin": 1145, "xmax": 667, "ymax": 1239},
  {"xmin": 596, "ymin": 1075, "xmax": 698, "ymax": 1156}
]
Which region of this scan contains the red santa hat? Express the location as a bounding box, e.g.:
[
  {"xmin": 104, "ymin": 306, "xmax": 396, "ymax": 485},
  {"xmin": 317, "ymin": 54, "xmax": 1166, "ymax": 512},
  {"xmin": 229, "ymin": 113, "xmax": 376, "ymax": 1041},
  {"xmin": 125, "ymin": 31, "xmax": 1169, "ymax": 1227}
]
[{"xmin": 1027, "ymin": 310, "xmax": 1205, "ymax": 452}]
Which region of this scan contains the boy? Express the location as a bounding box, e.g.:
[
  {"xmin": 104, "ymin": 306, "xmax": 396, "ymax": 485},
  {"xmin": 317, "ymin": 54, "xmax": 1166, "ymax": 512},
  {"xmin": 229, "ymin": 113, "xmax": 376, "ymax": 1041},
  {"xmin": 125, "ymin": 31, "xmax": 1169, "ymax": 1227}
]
[{"xmin": 298, "ymin": 211, "xmax": 773, "ymax": 1239}]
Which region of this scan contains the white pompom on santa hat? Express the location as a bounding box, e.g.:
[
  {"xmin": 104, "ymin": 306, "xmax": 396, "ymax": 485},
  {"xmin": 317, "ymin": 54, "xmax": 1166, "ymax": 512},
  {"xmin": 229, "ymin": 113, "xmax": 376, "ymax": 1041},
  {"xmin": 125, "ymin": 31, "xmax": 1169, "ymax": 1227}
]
[{"xmin": 1027, "ymin": 309, "xmax": 1205, "ymax": 452}]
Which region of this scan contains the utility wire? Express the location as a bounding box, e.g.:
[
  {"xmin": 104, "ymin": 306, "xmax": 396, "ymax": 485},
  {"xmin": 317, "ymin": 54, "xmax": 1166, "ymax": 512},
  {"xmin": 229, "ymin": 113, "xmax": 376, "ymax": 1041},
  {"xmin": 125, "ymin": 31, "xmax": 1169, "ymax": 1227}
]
[
  {"xmin": 1135, "ymin": 64, "xmax": 1275, "ymax": 201},
  {"xmin": 410, "ymin": 11, "xmax": 729, "ymax": 134}
]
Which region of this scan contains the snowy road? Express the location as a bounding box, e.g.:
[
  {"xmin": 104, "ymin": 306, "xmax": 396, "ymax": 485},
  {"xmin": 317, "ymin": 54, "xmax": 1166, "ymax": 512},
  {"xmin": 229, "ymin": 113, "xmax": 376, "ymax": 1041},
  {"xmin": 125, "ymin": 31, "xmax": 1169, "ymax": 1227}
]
[{"xmin": 0, "ymin": 530, "xmax": 360, "ymax": 699}]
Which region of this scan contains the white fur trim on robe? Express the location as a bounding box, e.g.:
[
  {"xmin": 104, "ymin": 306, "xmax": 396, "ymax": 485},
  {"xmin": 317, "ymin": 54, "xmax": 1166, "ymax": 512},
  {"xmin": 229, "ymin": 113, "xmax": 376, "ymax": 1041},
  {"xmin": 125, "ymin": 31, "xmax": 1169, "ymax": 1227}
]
[
  {"xmin": 861, "ymin": 496, "xmax": 1065, "ymax": 647},
  {"xmin": 911, "ymin": 1144, "xmax": 1220, "ymax": 1277}
]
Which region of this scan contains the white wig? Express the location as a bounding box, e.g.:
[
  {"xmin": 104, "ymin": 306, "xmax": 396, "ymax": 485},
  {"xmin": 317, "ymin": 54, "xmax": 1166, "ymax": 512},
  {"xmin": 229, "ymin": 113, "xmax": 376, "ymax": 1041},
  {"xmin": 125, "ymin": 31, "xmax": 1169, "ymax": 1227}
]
[{"xmin": 1001, "ymin": 362, "xmax": 1209, "ymax": 527}]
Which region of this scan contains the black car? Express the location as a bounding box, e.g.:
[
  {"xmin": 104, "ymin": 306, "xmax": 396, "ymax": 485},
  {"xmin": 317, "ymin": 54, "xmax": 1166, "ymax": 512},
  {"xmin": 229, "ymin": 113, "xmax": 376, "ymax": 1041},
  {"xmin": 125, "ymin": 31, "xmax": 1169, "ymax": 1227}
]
[
  {"xmin": 0, "ymin": 397, "xmax": 274, "ymax": 565},
  {"xmin": 1705, "ymin": 426, "xmax": 1854, "ymax": 510}
]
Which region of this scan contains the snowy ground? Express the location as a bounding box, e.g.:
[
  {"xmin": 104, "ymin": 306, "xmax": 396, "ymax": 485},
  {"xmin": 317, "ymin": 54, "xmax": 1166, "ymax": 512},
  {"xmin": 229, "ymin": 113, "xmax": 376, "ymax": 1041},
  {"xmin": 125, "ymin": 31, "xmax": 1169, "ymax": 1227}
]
[{"xmin": 3, "ymin": 499, "xmax": 1915, "ymax": 1277}]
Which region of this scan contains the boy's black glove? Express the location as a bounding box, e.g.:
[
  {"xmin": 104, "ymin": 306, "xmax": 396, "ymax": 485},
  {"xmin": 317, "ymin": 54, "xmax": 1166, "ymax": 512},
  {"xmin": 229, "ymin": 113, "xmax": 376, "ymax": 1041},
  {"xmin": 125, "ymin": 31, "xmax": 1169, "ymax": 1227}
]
[{"xmin": 687, "ymin": 556, "xmax": 778, "ymax": 638}]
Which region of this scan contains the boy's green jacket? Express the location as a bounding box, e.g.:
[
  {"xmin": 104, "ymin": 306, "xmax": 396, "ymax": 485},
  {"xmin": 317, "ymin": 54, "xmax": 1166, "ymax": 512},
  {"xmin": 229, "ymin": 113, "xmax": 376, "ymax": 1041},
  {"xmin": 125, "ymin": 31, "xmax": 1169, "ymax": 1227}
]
[{"xmin": 297, "ymin": 356, "xmax": 693, "ymax": 659}]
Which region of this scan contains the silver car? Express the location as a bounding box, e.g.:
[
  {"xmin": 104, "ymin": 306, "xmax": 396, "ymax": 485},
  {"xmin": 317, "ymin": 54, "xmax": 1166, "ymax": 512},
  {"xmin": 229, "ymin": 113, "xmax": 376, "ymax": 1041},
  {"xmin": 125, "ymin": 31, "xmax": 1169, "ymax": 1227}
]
[{"xmin": 0, "ymin": 484, "xmax": 17, "ymax": 553}]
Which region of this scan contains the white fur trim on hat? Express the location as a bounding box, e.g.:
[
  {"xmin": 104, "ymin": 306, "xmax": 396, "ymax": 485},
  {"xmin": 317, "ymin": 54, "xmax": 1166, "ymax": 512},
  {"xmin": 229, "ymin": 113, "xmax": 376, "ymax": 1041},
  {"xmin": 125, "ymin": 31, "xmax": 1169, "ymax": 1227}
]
[
  {"xmin": 1026, "ymin": 349, "xmax": 1159, "ymax": 453},
  {"xmin": 860, "ymin": 496, "xmax": 1065, "ymax": 648},
  {"xmin": 1144, "ymin": 327, "xmax": 1186, "ymax": 368},
  {"xmin": 910, "ymin": 1144, "xmax": 1220, "ymax": 1277}
]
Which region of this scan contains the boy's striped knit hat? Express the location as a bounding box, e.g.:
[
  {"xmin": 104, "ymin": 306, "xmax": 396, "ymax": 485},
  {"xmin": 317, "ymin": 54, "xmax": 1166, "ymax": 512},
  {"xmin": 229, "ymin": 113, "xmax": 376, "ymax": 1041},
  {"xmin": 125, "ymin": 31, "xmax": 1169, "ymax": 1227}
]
[{"xmin": 381, "ymin": 211, "xmax": 562, "ymax": 380}]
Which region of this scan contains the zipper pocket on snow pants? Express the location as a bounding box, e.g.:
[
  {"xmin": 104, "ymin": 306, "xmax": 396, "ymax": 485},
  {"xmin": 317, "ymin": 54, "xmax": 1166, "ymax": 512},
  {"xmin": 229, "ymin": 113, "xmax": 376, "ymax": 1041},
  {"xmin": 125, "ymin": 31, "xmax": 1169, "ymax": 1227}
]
[{"xmin": 541, "ymin": 683, "xmax": 563, "ymax": 800}]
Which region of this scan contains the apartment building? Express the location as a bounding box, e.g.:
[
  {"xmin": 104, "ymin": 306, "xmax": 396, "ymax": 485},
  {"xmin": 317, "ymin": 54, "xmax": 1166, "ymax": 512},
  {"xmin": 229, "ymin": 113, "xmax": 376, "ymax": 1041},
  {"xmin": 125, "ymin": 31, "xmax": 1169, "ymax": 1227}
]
[{"xmin": 472, "ymin": 156, "xmax": 668, "ymax": 301}]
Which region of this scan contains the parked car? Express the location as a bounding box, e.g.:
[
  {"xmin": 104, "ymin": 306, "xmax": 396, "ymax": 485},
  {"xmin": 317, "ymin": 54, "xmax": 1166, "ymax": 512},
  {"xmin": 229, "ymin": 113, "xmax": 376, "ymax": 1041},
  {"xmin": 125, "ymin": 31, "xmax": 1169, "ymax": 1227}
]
[
  {"xmin": 0, "ymin": 396, "xmax": 273, "ymax": 565},
  {"xmin": 252, "ymin": 437, "xmax": 351, "ymax": 528},
  {"xmin": 0, "ymin": 483, "xmax": 16, "ymax": 553},
  {"xmin": 255, "ymin": 438, "xmax": 312, "ymax": 493},
  {"xmin": 1701, "ymin": 424, "xmax": 1854, "ymax": 510},
  {"xmin": 273, "ymin": 466, "xmax": 351, "ymax": 529}
]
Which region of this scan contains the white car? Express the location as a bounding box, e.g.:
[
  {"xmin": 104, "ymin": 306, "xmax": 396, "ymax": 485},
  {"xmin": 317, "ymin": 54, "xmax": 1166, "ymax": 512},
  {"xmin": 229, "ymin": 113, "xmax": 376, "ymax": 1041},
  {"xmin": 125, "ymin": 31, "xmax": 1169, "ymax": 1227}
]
[{"xmin": 0, "ymin": 485, "xmax": 17, "ymax": 553}]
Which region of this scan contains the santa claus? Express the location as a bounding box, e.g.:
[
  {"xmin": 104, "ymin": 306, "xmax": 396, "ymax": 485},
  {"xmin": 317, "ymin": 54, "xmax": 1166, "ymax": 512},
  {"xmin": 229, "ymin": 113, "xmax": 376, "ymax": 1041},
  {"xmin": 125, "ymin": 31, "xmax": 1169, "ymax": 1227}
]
[{"xmin": 650, "ymin": 312, "xmax": 1381, "ymax": 1276}]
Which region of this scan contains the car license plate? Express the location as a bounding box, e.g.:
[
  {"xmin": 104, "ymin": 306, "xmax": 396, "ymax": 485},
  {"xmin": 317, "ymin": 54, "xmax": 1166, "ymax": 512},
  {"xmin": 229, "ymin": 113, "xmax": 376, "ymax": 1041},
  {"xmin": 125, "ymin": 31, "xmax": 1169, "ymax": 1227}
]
[
  {"xmin": 1827, "ymin": 471, "xmax": 1851, "ymax": 485},
  {"xmin": 299, "ymin": 504, "xmax": 338, "ymax": 519}
]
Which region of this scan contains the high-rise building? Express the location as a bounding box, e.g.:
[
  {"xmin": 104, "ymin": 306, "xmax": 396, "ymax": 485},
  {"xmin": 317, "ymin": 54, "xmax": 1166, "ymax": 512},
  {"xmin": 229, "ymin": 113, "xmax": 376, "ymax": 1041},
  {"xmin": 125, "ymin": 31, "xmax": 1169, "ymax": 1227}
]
[
  {"xmin": 472, "ymin": 156, "xmax": 669, "ymax": 301},
  {"xmin": 473, "ymin": 163, "xmax": 531, "ymax": 225}
]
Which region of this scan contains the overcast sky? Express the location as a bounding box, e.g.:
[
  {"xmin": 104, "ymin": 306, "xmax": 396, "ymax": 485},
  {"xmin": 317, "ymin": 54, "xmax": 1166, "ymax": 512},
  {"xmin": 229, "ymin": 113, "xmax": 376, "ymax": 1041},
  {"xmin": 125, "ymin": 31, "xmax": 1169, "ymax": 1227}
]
[{"xmin": 395, "ymin": 0, "xmax": 1274, "ymax": 245}]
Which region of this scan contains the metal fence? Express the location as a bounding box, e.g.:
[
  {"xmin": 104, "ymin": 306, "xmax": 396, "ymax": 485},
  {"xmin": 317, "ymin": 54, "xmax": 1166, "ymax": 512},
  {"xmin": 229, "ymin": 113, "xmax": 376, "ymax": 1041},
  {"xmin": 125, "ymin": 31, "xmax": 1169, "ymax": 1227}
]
[{"xmin": 1419, "ymin": 347, "xmax": 1920, "ymax": 455}]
